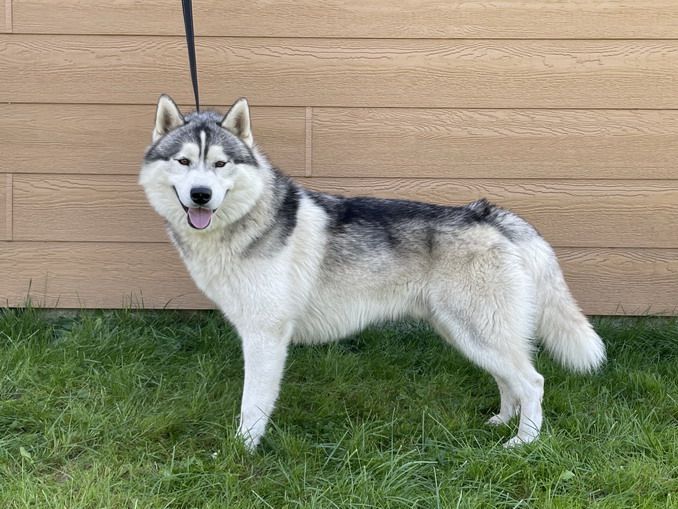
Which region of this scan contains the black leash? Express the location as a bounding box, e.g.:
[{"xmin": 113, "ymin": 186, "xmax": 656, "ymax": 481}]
[{"xmin": 181, "ymin": 0, "xmax": 200, "ymax": 111}]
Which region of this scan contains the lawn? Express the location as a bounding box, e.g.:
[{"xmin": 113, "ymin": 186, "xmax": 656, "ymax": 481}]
[{"xmin": 0, "ymin": 308, "xmax": 675, "ymax": 508}]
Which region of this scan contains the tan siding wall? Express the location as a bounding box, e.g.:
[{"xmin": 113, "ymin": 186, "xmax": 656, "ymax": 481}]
[
  {"xmin": 312, "ymin": 109, "xmax": 678, "ymax": 180},
  {"xmin": 1, "ymin": 1, "xmax": 677, "ymax": 314},
  {"xmin": 5, "ymin": 36, "xmax": 678, "ymax": 108},
  {"xmin": 0, "ymin": 105, "xmax": 307, "ymax": 175},
  {"xmin": 12, "ymin": 0, "xmax": 678, "ymax": 38}
]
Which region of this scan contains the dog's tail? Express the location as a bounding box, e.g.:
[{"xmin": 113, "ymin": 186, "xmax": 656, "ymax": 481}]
[{"xmin": 527, "ymin": 238, "xmax": 606, "ymax": 373}]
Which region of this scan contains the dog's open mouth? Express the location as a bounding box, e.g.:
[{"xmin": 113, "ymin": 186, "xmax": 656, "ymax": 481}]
[
  {"xmin": 173, "ymin": 186, "xmax": 214, "ymax": 230},
  {"xmin": 186, "ymin": 207, "xmax": 213, "ymax": 230}
]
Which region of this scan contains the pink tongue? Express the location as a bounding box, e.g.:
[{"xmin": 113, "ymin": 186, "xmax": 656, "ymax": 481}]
[{"xmin": 187, "ymin": 208, "xmax": 212, "ymax": 230}]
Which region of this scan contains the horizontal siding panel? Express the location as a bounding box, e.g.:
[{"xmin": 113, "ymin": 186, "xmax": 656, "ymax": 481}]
[
  {"xmin": 5, "ymin": 104, "xmax": 675, "ymax": 179},
  {"xmin": 12, "ymin": 0, "xmax": 678, "ymax": 39},
  {"xmin": 14, "ymin": 175, "xmax": 167, "ymax": 242},
  {"xmin": 0, "ymin": 241, "xmax": 211, "ymax": 309},
  {"xmin": 3, "ymin": 36, "xmax": 678, "ymax": 108},
  {"xmin": 0, "ymin": 241, "xmax": 675, "ymax": 315},
  {"xmin": 556, "ymin": 248, "xmax": 678, "ymax": 316},
  {"xmin": 0, "ymin": 104, "xmax": 306, "ymax": 175},
  {"xmin": 312, "ymin": 109, "xmax": 678, "ymax": 180},
  {"xmin": 0, "ymin": 174, "xmax": 10, "ymax": 239},
  {"xmin": 12, "ymin": 175, "xmax": 678, "ymax": 248}
]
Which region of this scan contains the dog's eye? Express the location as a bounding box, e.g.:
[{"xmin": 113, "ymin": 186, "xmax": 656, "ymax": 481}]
[
  {"xmin": 176, "ymin": 158, "xmax": 191, "ymax": 166},
  {"xmin": 214, "ymin": 161, "xmax": 227, "ymax": 168}
]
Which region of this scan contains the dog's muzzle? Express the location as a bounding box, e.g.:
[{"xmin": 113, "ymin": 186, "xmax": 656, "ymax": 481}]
[{"xmin": 173, "ymin": 186, "xmax": 215, "ymax": 230}]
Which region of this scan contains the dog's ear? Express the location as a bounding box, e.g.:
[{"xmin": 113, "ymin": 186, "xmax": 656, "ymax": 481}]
[
  {"xmin": 153, "ymin": 95, "xmax": 185, "ymax": 142},
  {"xmin": 221, "ymin": 98, "xmax": 253, "ymax": 147}
]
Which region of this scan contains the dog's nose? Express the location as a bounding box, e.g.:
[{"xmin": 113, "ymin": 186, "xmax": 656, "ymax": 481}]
[{"xmin": 190, "ymin": 187, "xmax": 212, "ymax": 206}]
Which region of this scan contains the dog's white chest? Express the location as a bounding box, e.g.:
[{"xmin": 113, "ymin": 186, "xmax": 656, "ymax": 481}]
[{"xmin": 179, "ymin": 238, "xmax": 302, "ymax": 330}]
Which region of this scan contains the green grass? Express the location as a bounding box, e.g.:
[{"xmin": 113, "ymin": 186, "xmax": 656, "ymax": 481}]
[{"xmin": 0, "ymin": 309, "xmax": 675, "ymax": 508}]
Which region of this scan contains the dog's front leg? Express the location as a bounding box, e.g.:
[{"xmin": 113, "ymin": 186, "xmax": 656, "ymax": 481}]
[{"xmin": 236, "ymin": 328, "xmax": 290, "ymax": 450}]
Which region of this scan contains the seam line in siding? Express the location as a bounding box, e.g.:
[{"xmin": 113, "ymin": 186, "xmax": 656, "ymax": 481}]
[
  {"xmin": 6, "ymin": 174, "xmax": 12, "ymax": 240},
  {"xmin": 5, "ymin": 0, "xmax": 11, "ymax": 33},
  {"xmin": 305, "ymin": 107, "xmax": 313, "ymax": 177}
]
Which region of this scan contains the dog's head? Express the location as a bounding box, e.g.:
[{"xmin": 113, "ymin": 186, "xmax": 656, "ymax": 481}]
[{"xmin": 139, "ymin": 95, "xmax": 266, "ymax": 233}]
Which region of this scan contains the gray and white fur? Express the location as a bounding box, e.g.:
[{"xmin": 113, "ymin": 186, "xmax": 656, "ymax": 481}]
[{"xmin": 140, "ymin": 95, "xmax": 606, "ymax": 449}]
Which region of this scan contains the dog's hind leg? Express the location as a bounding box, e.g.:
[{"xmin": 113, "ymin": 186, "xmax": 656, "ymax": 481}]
[
  {"xmin": 486, "ymin": 377, "xmax": 519, "ymax": 426},
  {"xmin": 432, "ymin": 306, "xmax": 544, "ymax": 447}
]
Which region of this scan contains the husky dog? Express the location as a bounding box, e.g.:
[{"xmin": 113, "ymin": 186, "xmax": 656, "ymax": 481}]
[{"xmin": 140, "ymin": 95, "xmax": 605, "ymax": 449}]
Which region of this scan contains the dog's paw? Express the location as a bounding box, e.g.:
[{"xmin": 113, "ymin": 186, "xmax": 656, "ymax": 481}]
[
  {"xmin": 236, "ymin": 426, "xmax": 262, "ymax": 452},
  {"xmin": 503, "ymin": 436, "xmax": 524, "ymax": 448},
  {"xmin": 236, "ymin": 432, "xmax": 259, "ymax": 452},
  {"xmin": 486, "ymin": 414, "xmax": 511, "ymax": 426},
  {"xmin": 503, "ymin": 434, "xmax": 538, "ymax": 448}
]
